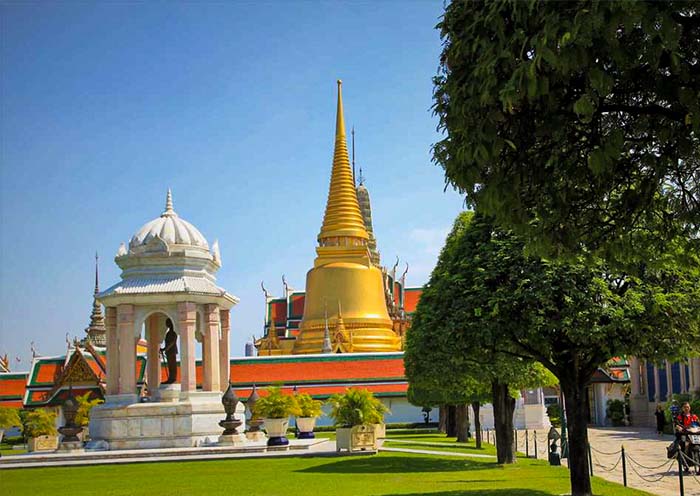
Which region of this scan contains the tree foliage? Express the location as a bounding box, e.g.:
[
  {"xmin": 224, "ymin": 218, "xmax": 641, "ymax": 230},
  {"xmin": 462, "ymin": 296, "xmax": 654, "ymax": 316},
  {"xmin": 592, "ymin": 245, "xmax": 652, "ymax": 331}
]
[
  {"xmin": 75, "ymin": 392, "xmax": 103, "ymax": 427},
  {"xmin": 420, "ymin": 211, "xmax": 698, "ymax": 496},
  {"xmin": 405, "ymin": 211, "xmax": 554, "ymax": 463},
  {"xmin": 433, "ymin": 1, "xmax": 700, "ymax": 267},
  {"xmin": 23, "ymin": 409, "xmax": 57, "ymax": 438},
  {"xmin": 0, "ymin": 408, "xmax": 22, "ymax": 431}
]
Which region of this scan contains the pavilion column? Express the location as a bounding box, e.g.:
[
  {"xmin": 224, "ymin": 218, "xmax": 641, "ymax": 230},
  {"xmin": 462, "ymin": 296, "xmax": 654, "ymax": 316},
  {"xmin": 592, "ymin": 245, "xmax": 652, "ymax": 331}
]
[
  {"xmin": 666, "ymin": 360, "xmax": 674, "ymax": 400},
  {"xmin": 219, "ymin": 309, "xmax": 230, "ymax": 391},
  {"xmin": 654, "ymin": 366, "xmax": 661, "ymax": 403},
  {"xmin": 690, "ymin": 358, "xmax": 700, "ymax": 395},
  {"xmin": 105, "ymin": 307, "xmax": 119, "ymax": 395},
  {"xmin": 117, "ymin": 304, "xmax": 136, "ymax": 395},
  {"xmin": 203, "ymin": 304, "xmax": 221, "ymax": 392},
  {"xmin": 146, "ymin": 314, "xmax": 161, "ymax": 394},
  {"xmin": 179, "ymin": 302, "xmax": 197, "ymax": 393}
]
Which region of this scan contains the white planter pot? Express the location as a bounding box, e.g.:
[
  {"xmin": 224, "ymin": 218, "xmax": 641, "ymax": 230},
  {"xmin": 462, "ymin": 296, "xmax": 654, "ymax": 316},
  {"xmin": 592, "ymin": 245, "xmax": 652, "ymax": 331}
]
[
  {"xmin": 263, "ymin": 417, "xmax": 289, "ymax": 446},
  {"xmin": 296, "ymin": 417, "xmax": 317, "ymax": 439},
  {"xmin": 335, "ymin": 424, "xmax": 376, "ymax": 452},
  {"xmin": 28, "ymin": 435, "xmax": 59, "ymax": 452}
]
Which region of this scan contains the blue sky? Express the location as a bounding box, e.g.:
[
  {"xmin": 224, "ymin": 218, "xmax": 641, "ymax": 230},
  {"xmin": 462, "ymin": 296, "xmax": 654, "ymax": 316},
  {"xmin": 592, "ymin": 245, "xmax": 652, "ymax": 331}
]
[{"xmin": 0, "ymin": 1, "xmax": 464, "ymax": 368}]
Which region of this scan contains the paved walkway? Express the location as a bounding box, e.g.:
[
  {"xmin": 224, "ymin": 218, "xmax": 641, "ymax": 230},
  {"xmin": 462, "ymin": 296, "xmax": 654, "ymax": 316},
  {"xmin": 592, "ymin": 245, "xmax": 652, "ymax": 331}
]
[{"xmin": 516, "ymin": 427, "xmax": 699, "ymax": 496}]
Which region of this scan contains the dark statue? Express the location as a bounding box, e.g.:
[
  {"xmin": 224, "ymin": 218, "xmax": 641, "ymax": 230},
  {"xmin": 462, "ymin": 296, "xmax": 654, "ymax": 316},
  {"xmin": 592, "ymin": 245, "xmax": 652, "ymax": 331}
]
[{"xmin": 161, "ymin": 319, "xmax": 178, "ymax": 384}]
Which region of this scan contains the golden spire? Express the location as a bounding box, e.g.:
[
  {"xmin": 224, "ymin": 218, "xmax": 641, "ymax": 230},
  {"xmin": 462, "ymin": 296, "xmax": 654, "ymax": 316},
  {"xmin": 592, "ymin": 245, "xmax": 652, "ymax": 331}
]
[{"xmin": 318, "ymin": 80, "xmax": 369, "ymax": 243}]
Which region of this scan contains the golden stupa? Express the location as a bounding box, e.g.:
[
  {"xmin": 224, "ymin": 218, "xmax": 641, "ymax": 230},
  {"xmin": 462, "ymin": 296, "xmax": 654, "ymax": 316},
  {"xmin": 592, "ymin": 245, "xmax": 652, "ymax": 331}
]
[{"xmin": 292, "ymin": 81, "xmax": 402, "ymax": 354}]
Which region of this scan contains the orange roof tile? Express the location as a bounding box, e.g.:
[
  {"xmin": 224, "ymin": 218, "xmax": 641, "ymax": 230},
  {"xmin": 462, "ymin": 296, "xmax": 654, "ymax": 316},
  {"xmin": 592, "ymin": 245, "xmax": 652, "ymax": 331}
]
[
  {"xmin": 234, "ymin": 382, "xmax": 407, "ymax": 400},
  {"xmin": 229, "ymin": 354, "xmax": 405, "ymax": 385},
  {"xmin": 403, "ymin": 288, "xmax": 421, "ymax": 313},
  {"xmin": 290, "ymin": 294, "xmax": 305, "ymax": 319},
  {"xmin": 0, "ymin": 373, "xmax": 28, "ymax": 403}
]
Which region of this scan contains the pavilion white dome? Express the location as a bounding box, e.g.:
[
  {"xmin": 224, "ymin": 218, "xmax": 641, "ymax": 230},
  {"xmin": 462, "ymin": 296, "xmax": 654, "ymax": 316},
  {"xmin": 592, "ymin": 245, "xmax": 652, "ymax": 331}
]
[{"xmin": 128, "ymin": 190, "xmax": 209, "ymax": 251}]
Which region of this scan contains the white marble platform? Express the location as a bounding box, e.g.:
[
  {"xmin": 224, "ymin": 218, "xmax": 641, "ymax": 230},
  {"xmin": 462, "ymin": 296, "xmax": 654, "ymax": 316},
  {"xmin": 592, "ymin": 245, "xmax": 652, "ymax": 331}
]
[
  {"xmin": 89, "ymin": 392, "xmax": 245, "ymax": 450},
  {"xmin": 0, "ymin": 438, "xmax": 331, "ymax": 469}
]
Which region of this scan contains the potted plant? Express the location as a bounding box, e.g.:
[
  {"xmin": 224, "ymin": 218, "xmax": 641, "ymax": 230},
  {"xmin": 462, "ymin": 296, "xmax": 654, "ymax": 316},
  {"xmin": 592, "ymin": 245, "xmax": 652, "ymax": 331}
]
[
  {"xmin": 24, "ymin": 409, "xmax": 58, "ymax": 452},
  {"xmin": 253, "ymin": 387, "xmax": 300, "ymax": 446},
  {"xmin": 328, "ymin": 388, "xmax": 388, "ymax": 452},
  {"xmin": 0, "ymin": 408, "xmax": 22, "ymax": 444},
  {"xmin": 75, "ymin": 392, "xmax": 103, "ymax": 441},
  {"xmin": 295, "ymin": 393, "xmax": 323, "ymax": 439}
]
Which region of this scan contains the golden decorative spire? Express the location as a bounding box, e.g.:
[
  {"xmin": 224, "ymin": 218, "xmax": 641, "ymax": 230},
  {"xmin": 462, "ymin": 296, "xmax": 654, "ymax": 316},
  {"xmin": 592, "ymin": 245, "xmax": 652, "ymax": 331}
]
[
  {"xmin": 318, "ymin": 80, "xmax": 369, "ymax": 243},
  {"xmin": 293, "ymin": 81, "xmax": 401, "ymax": 355}
]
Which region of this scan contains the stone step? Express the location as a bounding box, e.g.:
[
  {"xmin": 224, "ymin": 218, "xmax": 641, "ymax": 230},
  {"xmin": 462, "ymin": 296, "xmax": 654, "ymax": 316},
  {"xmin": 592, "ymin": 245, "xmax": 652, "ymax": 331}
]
[{"xmin": 0, "ymin": 438, "xmax": 329, "ymax": 469}]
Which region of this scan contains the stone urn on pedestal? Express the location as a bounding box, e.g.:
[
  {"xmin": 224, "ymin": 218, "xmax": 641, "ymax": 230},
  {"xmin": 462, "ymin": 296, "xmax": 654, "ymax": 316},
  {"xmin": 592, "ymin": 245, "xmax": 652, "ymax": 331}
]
[
  {"xmin": 245, "ymin": 385, "xmax": 266, "ymax": 443},
  {"xmin": 58, "ymin": 393, "xmax": 84, "ymax": 452},
  {"xmin": 218, "ymin": 384, "xmax": 245, "ymax": 446}
]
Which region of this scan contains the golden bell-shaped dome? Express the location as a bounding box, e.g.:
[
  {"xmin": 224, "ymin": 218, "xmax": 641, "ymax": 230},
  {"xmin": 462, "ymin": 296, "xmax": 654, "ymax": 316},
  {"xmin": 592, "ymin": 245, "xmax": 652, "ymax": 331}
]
[{"xmin": 293, "ymin": 81, "xmax": 401, "ymax": 354}]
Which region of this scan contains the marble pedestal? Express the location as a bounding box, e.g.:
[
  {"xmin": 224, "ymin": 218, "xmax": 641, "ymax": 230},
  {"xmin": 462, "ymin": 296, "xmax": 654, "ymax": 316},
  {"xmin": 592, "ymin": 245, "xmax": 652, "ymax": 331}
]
[
  {"xmin": 218, "ymin": 433, "xmax": 246, "ymax": 446},
  {"xmin": 59, "ymin": 441, "xmax": 84, "ymax": 453},
  {"xmin": 89, "ymin": 391, "xmax": 245, "ymax": 450},
  {"xmin": 245, "ymin": 431, "xmax": 267, "ymax": 443},
  {"xmin": 155, "ymin": 384, "xmax": 180, "ymax": 403}
]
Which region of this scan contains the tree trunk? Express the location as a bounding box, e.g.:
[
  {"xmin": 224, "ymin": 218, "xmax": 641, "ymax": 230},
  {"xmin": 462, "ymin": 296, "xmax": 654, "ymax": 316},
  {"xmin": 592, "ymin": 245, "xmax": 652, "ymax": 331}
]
[
  {"xmin": 472, "ymin": 401, "xmax": 482, "ymax": 449},
  {"xmin": 439, "ymin": 405, "xmax": 447, "ymax": 434},
  {"xmin": 455, "ymin": 403, "xmax": 470, "ymax": 442},
  {"xmin": 491, "ymin": 380, "xmax": 516, "ymax": 464},
  {"xmin": 561, "ymin": 378, "xmax": 592, "ymax": 496},
  {"xmin": 446, "ymin": 405, "xmax": 457, "ymax": 437}
]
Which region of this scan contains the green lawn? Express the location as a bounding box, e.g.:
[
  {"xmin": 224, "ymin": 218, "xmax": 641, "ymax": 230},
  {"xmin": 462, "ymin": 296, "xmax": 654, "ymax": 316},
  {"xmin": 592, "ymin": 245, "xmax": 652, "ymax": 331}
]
[
  {"xmin": 0, "ymin": 441, "xmax": 26, "ymax": 456},
  {"xmin": 0, "ymin": 433, "xmax": 651, "ymax": 496}
]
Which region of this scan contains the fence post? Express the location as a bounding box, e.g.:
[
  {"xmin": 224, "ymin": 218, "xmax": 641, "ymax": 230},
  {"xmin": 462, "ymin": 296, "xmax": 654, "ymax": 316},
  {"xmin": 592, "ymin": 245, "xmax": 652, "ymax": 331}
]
[
  {"xmin": 587, "ymin": 442, "xmax": 594, "ymax": 476},
  {"xmin": 678, "ymin": 453, "xmax": 685, "ymax": 496},
  {"xmin": 534, "ymin": 431, "xmax": 538, "ymax": 460},
  {"xmin": 525, "ymin": 429, "xmax": 529, "ymax": 458},
  {"xmin": 621, "ymin": 444, "xmax": 627, "ymax": 487}
]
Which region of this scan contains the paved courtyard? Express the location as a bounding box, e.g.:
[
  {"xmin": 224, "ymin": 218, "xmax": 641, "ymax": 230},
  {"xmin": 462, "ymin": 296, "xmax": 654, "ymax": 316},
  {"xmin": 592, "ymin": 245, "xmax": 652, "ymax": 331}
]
[{"xmin": 516, "ymin": 427, "xmax": 699, "ymax": 496}]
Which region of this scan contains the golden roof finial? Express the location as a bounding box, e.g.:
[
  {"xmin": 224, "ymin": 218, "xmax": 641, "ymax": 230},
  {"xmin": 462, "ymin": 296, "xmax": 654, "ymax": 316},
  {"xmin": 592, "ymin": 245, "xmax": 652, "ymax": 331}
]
[{"xmin": 318, "ymin": 80, "xmax": 369, "ymax": 243}]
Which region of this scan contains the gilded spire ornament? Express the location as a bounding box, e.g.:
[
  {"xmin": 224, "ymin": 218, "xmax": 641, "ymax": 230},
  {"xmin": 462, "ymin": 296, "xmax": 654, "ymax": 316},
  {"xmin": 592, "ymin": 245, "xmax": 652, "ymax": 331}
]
[
  {"xmin": 318, "ymin": 80, "xmax": 369, "ymax": 244},
  {"xmin": 293, "ymin": 81, "xmax": 401, "ymax": 354},
  {"xmin": 85, "ymin": 253, "xmax": 106, "ymax": 346}
]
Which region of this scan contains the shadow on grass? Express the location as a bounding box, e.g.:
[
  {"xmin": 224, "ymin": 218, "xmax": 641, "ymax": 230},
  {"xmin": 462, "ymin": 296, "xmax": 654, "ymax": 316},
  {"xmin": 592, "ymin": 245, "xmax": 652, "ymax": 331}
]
[
  {"xmin": 381, "ymin": 490, "xmax": 554, "ymax": 496},
  {"xmin": 385, "ymin": 441, "xmax": 490, "ymax": 453},
  {"xmin": 297, "ymin": 455, "xmax": 495, "ymax": 474}
]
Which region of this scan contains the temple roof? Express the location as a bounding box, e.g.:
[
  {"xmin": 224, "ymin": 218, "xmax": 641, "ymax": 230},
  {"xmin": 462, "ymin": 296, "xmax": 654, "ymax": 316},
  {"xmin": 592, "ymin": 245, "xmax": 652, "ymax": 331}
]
[
  {"xmin": 101, "ymin": 189, "xmax": 238, "ymax": 308},
  {"xmin": 0, "ymin": 372, "xmax": 28, "ymax": 408},
  {"xmin": 230, "ymin": 352, "xmax": 408, "ymax": 399},
  {"xmin": 101, "ymin": 276, "xmax": 227, "ymax": 297}
]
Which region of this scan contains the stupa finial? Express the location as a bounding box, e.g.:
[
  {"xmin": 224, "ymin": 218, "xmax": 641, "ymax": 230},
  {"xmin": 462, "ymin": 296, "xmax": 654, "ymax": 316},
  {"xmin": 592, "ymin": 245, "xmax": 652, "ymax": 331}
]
[
  {"xmin": 94, "ymin": 252, "xmax": 99, "ymax": 296},
  {"xmin": 318, "ymin": 81, "xmax": 369, "ymax": 243},
  {"xmin": 163, "ymin": 188, "xmax": 176, "ymax": 217}
]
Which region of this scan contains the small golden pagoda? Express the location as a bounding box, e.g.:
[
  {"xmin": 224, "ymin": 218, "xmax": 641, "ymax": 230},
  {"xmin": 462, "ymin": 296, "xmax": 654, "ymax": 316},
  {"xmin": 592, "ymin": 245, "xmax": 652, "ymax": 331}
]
[{"xmin": 292, "ymin": 81, "xmax": 402, "ymax": 354}]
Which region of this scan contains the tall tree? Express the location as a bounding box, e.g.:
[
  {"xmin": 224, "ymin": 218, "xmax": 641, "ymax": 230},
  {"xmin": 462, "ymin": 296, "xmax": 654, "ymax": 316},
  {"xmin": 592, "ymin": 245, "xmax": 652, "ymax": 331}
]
[
  {"xmin": 433, "ymin": 1, "xmax": 700, "ymax": 267},
  {"xmin": 405, "ymin": 212, "xmax": 555, "ymax": 464},
  {"xmin": 434, "ymin": 213, "xmax": 699, "ymax": 496}
]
